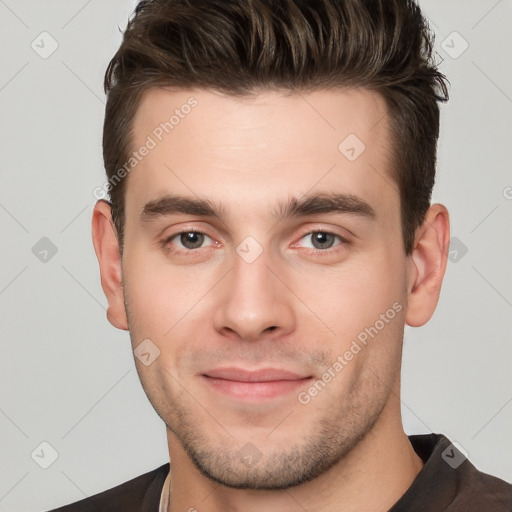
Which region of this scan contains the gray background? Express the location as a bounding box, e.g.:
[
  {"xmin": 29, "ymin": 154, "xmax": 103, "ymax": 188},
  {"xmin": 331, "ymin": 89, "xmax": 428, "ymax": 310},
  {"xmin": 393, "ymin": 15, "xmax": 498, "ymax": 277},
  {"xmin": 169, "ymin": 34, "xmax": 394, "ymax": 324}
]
[{"xmin": 0, "ymin": 1, "xmax": 511, "ymax": 510}]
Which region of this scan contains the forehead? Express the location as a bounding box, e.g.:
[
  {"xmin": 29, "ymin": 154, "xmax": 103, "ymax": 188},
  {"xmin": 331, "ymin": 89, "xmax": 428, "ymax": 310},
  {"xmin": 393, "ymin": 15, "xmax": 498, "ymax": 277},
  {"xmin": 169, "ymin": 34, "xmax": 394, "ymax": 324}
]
[{"xmin": 126, "ymin": 87, "xmax": 396, "ymax": 220}]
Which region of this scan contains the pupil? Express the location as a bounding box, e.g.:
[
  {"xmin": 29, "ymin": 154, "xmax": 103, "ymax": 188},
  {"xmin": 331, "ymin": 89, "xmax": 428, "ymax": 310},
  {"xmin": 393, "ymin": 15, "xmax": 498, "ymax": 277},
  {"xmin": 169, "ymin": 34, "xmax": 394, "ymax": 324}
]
[
  {"xmin": 181, "ymin": 232, "xmax": 204, "ymax": 249},
  {"xmin": 313, "ymin": 232, "xmax": 334, "ymax": 249}
]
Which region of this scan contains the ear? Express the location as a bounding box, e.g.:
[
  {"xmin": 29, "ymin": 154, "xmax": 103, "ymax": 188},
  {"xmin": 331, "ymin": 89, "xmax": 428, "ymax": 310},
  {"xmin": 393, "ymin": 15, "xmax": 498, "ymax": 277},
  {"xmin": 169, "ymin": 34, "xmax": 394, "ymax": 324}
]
[
  {"xmin": 91, "ymin": 200, "xmax": 129, "ymax": 330},
  {"xmin": 405, "ymin": 204, "xmax": 450, "ymax": 327}
]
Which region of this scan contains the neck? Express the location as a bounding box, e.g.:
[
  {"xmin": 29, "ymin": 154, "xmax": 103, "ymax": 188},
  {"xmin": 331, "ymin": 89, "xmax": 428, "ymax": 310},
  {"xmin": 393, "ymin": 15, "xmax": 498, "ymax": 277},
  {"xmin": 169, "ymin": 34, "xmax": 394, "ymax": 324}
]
[{"xmin": 165, "ymin": 396, "xmax": 423, "ymax": 512}]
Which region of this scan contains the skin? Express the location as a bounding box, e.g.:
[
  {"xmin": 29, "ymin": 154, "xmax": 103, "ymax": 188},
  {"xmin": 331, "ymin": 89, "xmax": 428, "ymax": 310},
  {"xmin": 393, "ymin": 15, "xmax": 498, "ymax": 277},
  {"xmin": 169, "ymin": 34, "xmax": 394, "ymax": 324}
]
[{"xmin": 92, "ymin": 87, "xmax": 450, "ymax": 512}]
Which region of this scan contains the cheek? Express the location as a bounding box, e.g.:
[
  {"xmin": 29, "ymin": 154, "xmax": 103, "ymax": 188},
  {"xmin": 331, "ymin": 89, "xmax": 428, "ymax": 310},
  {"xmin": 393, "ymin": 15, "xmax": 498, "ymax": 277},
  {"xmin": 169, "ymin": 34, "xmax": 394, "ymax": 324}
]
[
  {"xmin": 291, "ymin": 252, "xmax": 407, "ymax": 349},
  {"xmin": 122, "ymin": 249, "xmax": 209, "ymax": 334}
]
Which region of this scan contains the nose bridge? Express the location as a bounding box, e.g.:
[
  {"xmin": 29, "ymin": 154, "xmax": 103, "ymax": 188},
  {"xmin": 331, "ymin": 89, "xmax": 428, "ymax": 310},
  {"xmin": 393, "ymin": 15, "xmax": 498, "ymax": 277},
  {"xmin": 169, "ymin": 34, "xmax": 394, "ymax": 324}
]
[{"xmin": 213, "ymin": 243, "xmax": 295, "ymax": 340}]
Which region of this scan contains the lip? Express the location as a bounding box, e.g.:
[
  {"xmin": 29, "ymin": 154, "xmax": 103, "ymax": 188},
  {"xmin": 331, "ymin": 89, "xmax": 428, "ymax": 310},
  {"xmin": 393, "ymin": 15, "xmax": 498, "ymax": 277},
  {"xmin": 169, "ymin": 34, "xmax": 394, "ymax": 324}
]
[
  {"xmin": 203, "ymin": 367, "xmax": 309, "ymax": 382},
  {"xmin": 200, "ymin": 367, "xmax": 312, "ymax": 400}
]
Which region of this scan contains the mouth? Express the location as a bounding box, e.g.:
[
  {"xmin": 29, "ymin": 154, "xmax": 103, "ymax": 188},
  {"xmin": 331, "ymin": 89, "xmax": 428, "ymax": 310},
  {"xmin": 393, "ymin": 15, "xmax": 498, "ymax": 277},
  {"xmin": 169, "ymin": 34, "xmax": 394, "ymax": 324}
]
[{"xmin": 200, "ymin": 367, "xmax": 313, "ymax": 401}]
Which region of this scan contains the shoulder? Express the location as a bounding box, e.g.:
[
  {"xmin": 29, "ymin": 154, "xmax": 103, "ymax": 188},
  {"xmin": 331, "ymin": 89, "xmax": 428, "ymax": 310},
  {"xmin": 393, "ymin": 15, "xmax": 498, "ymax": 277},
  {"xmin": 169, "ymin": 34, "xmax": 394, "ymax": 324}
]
[
  {"xmin": 404, "ymin": 434, "xmax": 512, "ymax": 511},
  {"xmin": 46, "ymin": 463, "xmax": 169, "ymax": 512},
  {"xmin": 449, "ymin": 459, "xmax": 512, "ymax": 511}
]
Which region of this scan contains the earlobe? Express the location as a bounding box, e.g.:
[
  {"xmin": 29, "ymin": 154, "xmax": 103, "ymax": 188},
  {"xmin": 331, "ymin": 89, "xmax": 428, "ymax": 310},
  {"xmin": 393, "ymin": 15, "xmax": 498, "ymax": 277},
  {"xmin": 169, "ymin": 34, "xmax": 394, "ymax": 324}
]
[
  {"xmin": 405, "ymin": 204, "xmax": 450, "ymax": 327},
  {"xmin": 91, "ymin": 200, "xmax": 129, "ymax": 331}
]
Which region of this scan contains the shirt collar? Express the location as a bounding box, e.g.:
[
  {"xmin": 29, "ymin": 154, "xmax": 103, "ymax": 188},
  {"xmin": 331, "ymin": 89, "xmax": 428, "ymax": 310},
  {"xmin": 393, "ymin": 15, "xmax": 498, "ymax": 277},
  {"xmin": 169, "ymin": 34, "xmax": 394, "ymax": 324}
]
[{"xmin": 158, "ymin": 470, "xmax": 171, "ymax": 512}]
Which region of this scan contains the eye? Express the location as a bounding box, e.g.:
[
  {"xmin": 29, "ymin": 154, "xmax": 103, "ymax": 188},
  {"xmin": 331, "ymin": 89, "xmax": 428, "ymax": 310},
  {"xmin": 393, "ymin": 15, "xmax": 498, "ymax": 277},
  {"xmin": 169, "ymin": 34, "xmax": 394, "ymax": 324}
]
[
  {"xmin": 296, "ymin": 231, "xmax": 347, "ymax": 251},
  {"xmin": 162, "ymin": 231, "xmax": 215, "ymax": 252}
]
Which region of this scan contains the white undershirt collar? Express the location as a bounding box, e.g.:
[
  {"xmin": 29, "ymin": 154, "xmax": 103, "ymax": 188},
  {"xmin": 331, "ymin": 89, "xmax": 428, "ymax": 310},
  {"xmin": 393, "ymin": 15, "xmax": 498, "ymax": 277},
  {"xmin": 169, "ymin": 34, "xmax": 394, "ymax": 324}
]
[{"xmin": 158, "ymin": 471, "xmax": 171, "ymax": 512}]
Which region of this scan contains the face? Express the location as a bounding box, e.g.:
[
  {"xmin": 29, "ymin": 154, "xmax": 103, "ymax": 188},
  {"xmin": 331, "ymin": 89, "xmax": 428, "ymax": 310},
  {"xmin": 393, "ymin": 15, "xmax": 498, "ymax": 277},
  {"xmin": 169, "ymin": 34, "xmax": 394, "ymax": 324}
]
[{"xmin": 119, "ymin": 87, "xmax": 411, "ymax": 489}]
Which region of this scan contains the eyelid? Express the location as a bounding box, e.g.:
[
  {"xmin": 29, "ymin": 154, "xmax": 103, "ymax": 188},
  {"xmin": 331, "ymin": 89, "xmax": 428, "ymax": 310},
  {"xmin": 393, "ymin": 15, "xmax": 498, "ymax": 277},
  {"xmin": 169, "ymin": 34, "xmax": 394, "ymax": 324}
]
[
  {"xmin": 292, "ymin": 225, "xmax": 351, "ymax": 244},
  {"xmin": 159, "ymin": 225, "xmax": 351, "ymax": 255},
  {"xmin": 160, "ymin": 227, "xmax": 219, "ymax": 252}
]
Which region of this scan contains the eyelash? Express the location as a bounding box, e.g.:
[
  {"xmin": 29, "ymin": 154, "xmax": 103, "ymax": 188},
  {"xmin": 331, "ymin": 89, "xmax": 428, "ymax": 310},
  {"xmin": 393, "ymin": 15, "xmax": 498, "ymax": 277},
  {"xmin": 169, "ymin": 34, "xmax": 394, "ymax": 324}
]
[
  {"xmin": 160, "ymin": 228, "xmax": 350, "ymax": 256},
  {"xmin": 160, "ymin": 229, "xmax": 216, "ymax": 255},
  {"xmin": 292, "ymin": 230, "xmax": 350, "ymax": 255}
]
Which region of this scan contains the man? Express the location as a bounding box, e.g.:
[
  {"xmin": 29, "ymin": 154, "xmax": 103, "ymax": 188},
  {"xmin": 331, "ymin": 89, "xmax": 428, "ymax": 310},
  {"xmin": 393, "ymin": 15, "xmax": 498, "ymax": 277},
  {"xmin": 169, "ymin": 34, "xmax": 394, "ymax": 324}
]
[{"xmin": 49, "ymin": 0, "xmax": 512, "ymax": 510}]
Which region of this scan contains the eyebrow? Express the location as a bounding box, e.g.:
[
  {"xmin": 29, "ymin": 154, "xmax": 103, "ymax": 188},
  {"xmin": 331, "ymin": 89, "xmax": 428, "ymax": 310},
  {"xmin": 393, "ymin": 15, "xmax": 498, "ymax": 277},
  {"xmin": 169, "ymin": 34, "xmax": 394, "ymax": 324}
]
[{"xmin": 139, "ymin": 192, "xmax": 376, "ymax": 224}]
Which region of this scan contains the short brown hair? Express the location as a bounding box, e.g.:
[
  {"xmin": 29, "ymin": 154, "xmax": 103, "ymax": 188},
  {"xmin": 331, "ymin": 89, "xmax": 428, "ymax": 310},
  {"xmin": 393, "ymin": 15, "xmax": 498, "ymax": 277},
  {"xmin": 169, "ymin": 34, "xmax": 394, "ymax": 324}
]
[{"xmin": 103, "ymin": 0, "xmax": 449, "ymax": 255}]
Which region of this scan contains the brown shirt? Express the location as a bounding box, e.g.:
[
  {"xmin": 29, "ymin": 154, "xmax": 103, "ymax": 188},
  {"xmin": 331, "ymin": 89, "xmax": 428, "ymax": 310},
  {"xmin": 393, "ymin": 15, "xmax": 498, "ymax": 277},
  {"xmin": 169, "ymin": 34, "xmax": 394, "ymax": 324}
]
[{"xmin": 47, "ymin": 433, "xmax": 512, "ymax": 511}]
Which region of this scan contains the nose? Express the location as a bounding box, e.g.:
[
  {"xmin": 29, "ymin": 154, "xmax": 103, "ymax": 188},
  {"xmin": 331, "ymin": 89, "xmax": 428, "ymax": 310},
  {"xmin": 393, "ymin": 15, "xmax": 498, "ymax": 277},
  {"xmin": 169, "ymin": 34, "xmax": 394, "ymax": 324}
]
[{"xmin": 212, "ymin": 247, "xmax": 296, "ymax": 342}]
